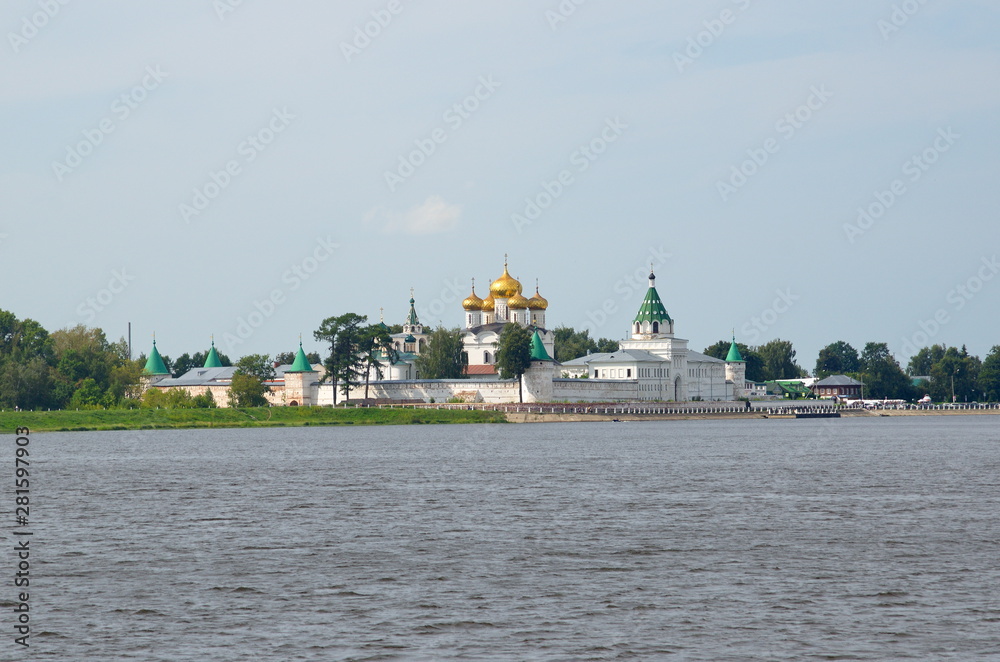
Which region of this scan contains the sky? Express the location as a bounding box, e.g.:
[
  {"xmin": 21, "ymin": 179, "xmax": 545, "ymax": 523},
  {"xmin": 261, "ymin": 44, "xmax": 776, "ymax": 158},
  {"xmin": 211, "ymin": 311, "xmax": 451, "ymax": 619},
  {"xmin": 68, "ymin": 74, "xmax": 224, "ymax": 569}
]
[{"xmin": 2, "ymin": 0, "xmax": 998, "ymax": 370}]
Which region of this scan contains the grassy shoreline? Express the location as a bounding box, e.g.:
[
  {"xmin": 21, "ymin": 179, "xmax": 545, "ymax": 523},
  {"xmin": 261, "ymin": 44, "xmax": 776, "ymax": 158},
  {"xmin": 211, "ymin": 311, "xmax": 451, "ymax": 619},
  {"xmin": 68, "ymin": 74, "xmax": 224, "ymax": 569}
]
[{"xmin": 1, "ymin": 406, "xmax": 507, "ymax": 433}]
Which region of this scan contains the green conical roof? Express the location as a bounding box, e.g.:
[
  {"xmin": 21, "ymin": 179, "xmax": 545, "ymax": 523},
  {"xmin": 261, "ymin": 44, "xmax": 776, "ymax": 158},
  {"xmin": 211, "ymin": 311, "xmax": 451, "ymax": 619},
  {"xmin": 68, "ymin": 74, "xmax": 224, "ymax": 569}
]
[
  {"xmin": 406, "ymin": 296, "xmax": 420, "ymax": 326},
  {"xmin": 143, "ymin": 340, "xmax": 169, "ymax": 375},
  {"xmin": 633, "ymin": 273, "xmax": 672, "ymax": 324},
  {"xmin": 529, "ymin": 330, "xmax": 552, "ymax": 362},
  {"xmin": 726, "ymin": 337, "xmax": 744, "ymax": 362},
  {"xmin": 203, "ymin": 341, "xmax": 222, "ymax": 368},
  {"xmin": 287, "ymin": 343, "xmax": 315, "ymax": 373}
]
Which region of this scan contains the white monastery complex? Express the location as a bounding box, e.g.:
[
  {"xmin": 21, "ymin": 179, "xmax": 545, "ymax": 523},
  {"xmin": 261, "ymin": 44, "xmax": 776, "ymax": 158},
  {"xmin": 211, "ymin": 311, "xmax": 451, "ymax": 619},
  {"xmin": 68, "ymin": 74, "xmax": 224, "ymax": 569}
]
[{"xmin": 143, "ymin": 258, "xmax": 748, "ymax": 405}]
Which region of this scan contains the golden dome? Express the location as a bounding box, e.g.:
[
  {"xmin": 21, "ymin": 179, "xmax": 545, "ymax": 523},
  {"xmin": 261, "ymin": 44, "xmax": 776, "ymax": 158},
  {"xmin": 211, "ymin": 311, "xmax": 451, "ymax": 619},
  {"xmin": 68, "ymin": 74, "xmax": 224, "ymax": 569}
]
[
  {"xmin": 489, "ymin": 261, "xmax": 522, "ymax": 299},
  {"xmin": 481, "ymin": 294, "xmax": 495, "ymax": 312},
  {"xmin": 528, "ymin": 286, "xmax": 548, "ymax": 310},
  {"xmin": 462, "ymin": 281, "xmax": 483, "ymax": 311},
  {"xmin": 507, "ymin": 292, "xmax": 531, "ymax": 309}
]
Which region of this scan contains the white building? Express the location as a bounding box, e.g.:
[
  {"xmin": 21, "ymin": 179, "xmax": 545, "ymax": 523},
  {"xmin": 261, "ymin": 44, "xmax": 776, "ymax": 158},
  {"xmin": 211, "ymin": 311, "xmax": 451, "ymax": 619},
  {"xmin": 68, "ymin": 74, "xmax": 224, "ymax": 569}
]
[{"xmin": 560, "ymin": 271, "xmax": 746, "ymax": 401}]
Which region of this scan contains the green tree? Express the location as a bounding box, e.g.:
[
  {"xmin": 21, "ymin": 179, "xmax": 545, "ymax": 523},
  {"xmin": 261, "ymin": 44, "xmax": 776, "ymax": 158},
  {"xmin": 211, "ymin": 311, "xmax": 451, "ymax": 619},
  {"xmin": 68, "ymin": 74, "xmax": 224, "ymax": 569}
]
[
  {"xmin": 495, "ymin": 323, "xmax": 532, "ymax": 402},
  {"xmin": 927, "ymin": 346, "xmax": 980, "ymax": 402},
  {"xmin": 553, "ymin": 326, "xmax": 619, "ymax": 362},
  {"xmin": 171, "ymin": 353, "xmax": 196, "ymax": 377},
  {"xmin": 859, "ymin": 342, "xmax": 914, "ymax": 399},
  {"xmin": 274, "ymin": 351, "xmax": 296, "ymax": 365},
  {"xmin": 359, "ymin": 323, "xmax": 397, "ymax": 399},
  {"xmin": 907, "ymin": 344, "xmax": 946, "ymax": 376},
  {"xmin": 225, "ymin": 354, "xmax": 276, "ymax": 408},
  {"xmin": 228, "ymin": 372, "xmax": 269, "ymax": 407},
  {"xmin": 0, "ymin": 356, "xmax": 52, "ymax": 410},
  {"xmin": 104, "ymin": 358, "xmax": 144, "ymax": 406},
  {"xmin": 814, "ymin": 341, "xmax": 860, "ymax": 379},
  {"xmin": 314, "ymin": 313, "xmax": 367, "ymax": 404},
  {"xmin": 553, "ymin": 326, "xmax": 596, "ymax": 362},
  {"xmin": 414, "ymin": 326, "xmax": 466, "ymax": 380},
  {"xmin": 595, "ymin": 337, "xmax": 619, "ymax": 353},
  {"xmin": 234, "ymin": 354, "xmax": 276, "ymax": 384},
  {"xmin": 192, "ymin": 390, "xmax": 217, "ymax": 408},
  {"xmin": 756, "ymin": 339, "xmax": 804, "ymax": 381},
  {"xmin": 978, "ymin": 346, "xmax": 1000, "ymax": 401},
  {"xmin": 69, "ymin": 377, "xmax": 104, "ymax": 409}
]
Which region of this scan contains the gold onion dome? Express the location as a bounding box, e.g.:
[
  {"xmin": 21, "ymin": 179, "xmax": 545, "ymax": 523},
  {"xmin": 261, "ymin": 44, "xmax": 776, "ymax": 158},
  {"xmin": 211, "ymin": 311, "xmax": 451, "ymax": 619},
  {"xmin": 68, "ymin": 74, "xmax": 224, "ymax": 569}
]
[
  {"xmin": 462, "ymin": 281, "xmax": 484, "ymax": 311},
  {"xmin": 528, "ymin": 286, "xmax": 548, "ymax": 310},
  {"xmin": 489, "ymin": 262, "xmax": 522, "ymax": 299},
  {"xmin": 481, "ymin": 294, "xmax": 495, "ymax": 311},
  {"xmin": 507, "ymin": 292, "xmax": 531, "ymax": 309}
]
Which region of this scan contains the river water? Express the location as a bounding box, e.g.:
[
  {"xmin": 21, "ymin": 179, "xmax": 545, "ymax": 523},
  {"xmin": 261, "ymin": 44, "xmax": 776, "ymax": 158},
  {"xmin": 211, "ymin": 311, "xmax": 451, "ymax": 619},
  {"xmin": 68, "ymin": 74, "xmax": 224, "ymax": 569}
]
[{"xmin": 14, "ymin": 416, "xmax": 1000, "ymax": 660}]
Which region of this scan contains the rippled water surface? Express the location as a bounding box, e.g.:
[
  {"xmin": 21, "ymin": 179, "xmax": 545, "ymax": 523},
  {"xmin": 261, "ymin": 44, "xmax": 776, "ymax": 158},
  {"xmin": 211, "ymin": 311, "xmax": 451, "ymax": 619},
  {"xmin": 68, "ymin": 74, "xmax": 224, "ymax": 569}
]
[{"xmin": 19, "ymin": 416, "xmax": 1000, "ymax": 660}]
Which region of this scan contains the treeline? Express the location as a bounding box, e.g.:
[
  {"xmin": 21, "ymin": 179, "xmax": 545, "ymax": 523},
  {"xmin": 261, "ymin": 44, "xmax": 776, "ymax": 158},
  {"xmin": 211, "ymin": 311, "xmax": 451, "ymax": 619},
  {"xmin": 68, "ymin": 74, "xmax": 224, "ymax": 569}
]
[
  {"xmin": 0, "ymin": 308, "xmax": 323, "ymax": 411},
  {"xmin": 812, "ymin": 340, "xmax": 1000, "ymax": 402},
  {"xmin": 0, "ymin": 311, "xmax": 140, "ymax": 410}
]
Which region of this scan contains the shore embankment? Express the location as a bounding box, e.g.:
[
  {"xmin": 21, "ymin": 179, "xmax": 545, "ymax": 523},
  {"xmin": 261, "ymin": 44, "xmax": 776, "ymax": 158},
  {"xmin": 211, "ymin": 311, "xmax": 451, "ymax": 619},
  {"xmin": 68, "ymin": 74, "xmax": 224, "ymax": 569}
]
[
  {"xmin": 4, "ymin": 402, "xmax": 996, "ymax": 432},
  {"xmin": 0, "ymin": 406, "xmax": 505, "ymax": 433}
]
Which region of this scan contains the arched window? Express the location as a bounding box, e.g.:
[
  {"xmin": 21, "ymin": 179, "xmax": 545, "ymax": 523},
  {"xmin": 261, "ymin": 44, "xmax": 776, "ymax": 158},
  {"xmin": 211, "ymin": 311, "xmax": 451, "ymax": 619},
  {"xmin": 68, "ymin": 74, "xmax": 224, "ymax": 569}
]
[
  {"xmin": 652, "ymin": 321, "xmax": 659, "ymax": 333},
  {"xmin": 484, "ymin": 351, "xmax": 491, "ymax": 363},
  {"xmin": 634, "ymin": 323, "xmax": 641, "ymax": 334}
]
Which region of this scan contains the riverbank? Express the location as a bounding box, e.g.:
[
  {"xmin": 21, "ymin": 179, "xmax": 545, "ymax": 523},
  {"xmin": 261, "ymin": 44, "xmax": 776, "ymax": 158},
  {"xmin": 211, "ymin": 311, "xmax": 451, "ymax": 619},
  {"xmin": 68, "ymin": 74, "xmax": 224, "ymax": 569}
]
[
  {"xmin": 0, "ymin": 407, "xmax": 506, "ymax": 433},
  {"xmin": 5, "ymin": 403, "xmax": 996, "ymax": 432},
  {"xmin": 505, "ymin": 407, "xmax": 1000, "ymax": 423}
]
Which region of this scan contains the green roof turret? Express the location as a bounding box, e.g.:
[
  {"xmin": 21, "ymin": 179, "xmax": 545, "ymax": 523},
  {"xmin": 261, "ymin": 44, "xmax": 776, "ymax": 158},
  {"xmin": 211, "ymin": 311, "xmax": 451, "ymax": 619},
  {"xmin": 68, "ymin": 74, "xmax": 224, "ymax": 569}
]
[
  {"xmin": 143, "ymin": 338, "xmax": 170, "ymax": 375},
  {"xmin": 287, "ymin": 342, "xmax": 315, "ymax": 373},
  {"xmin": 726, "ymin": 335, "xmax": 744, "ymax": 363},
  {"xmin": 529, "ymin": 330, "xmax": 552, "ymax": 362},
  {"xmin": 406, "ymin": 293, "xmax": 420, "ymax": 327},
  {"xmin": 203, "ymin": 339, "xmax": 223, "ymax": 368},
  {"xmin": 633, "ymin": 271, "xmax": 672, "ymax": 325}
]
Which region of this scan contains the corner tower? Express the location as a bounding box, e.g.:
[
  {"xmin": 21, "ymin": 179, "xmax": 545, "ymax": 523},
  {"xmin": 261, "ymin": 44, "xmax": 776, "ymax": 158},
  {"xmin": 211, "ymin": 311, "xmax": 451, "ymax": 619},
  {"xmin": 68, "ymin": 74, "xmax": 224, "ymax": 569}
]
[
  {"xmin": 141, "ymin": 336, "xmax": 171, "ymax": 390},
  {"xmin": 522, "ymin": 330, "xmax": 554, "ymax": 403},
  {"xmin": 725, "ymin": 333, "xmax": 746, "ymax": 399},
  {"xmin": 284, "ymin": 340, "xmax": 317, "ymax": 406}
]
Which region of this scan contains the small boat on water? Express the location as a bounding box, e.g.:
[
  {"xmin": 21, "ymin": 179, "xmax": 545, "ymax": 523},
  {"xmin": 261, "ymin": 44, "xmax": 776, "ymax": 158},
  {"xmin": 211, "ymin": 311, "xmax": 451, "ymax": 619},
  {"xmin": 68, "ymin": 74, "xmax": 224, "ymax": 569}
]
[{"xmin": 794, "ymin": 411, "xmax": 841, "ymax": 419}]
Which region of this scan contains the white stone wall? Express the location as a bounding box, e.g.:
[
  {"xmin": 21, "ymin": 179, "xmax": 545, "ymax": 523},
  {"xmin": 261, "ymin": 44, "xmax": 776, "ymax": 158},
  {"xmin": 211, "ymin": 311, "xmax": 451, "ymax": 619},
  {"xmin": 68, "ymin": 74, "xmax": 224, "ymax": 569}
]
[
  {"xmin": 552, "ymin": 379, "xmax": 639, "ymax": 402},
  {"xmin": 320, "ymin": 380, "xmax": 521, "ymax": 404}
]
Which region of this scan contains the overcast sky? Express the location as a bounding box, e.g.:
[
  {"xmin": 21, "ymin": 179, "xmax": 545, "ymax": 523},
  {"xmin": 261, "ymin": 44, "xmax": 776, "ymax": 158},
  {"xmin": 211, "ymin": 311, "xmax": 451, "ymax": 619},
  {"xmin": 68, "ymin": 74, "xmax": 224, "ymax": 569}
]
[{"xmin": 3, "ymin": 1, "xmax": 998, "ymax": 369}]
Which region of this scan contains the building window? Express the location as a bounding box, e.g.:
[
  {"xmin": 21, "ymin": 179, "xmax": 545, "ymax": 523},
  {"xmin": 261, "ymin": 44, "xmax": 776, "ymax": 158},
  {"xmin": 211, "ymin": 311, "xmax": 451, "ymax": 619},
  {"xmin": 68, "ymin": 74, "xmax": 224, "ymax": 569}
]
[
  {"xmin": 652, "ymin": 322, "xmax": 659, "ymax": 333},
  {"xmin": 627, "ymin": 369, "xmax": 631, "ymax": 378}
]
